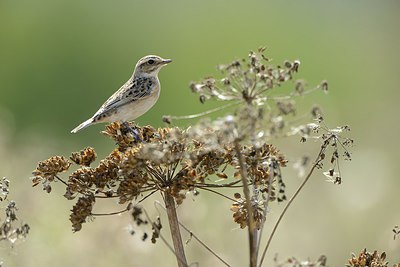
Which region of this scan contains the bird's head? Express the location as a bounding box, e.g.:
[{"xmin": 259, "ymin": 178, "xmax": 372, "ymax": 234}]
[{"xmin": 134, "ymin": 55, "xmax": 172, "ymax": 77}]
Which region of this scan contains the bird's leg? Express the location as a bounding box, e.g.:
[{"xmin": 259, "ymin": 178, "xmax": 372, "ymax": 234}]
[{"xmin": 122, "ymin": 121, "xmax": 143, "ymax": 142}]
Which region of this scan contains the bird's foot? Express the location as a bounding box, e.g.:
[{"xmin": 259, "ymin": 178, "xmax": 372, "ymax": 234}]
[{"xmin": 122, "ymin": 122, "xmax": 143, "ymax": 142}]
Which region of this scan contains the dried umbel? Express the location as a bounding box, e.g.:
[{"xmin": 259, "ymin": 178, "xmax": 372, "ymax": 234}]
[
  {"xmin": 70, "ymin": 194, "xmax": 95, "ymax": 232},
  {"xmin": 0, "ymin": 177, "xmax": 9, "ymax": 201},
  {"xmin": 231, "ymin": 196, "xmax": 265, "ymax": 230},
  {"xmin": 102, "ymin": 122, "xmax": 140, "ymax": 151},
  {"xmin": 187, "ymin": 48, "xmax": 330, "ymax": 144},
  {"xmin": 32, "ymin": 156, "xmax": 71, "ymax": 183},
  {"xmin": 0, "ymin": 201, "xmax": 30, "ymax": 245},
  {"xmin": 190, "ymin": 48, "xmax": 301, "ymax": 105},
  {"xmin": 31, "ymin": 121, "xmax": 288, "ymax": 231},
  {"xmin": 346, "ymin": 248, "xmax": 400, "ymax": 267},
  {"xmin": 32, "ymin": 156, "xmax": 71, "ymax": 193},
  {"xmin": 70, "ymin": 147, "xmax": 97, "ymax": 166}
]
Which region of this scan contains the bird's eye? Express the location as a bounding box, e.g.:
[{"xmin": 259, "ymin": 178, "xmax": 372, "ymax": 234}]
[{"xmin": 148, "ymin": 59, "xmax": 155, "ymax": 65}]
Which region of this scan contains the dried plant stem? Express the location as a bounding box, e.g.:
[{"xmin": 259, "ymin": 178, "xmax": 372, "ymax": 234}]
[
  {"xmin": 163, "ymin": 192, "xmax": 188, "ymax": 267},
  {"xmin": 234, "ymin": 141, "xmax": 257, "ymax": 267},
  {"xmin": 167, "ymin": 101, "xmax": 240, "ymax": 120},
  {"xmin": 197, "ymin": 187, "xmax": 237, "ymax": 202},
  {"xmin": 91, "ymin": 207, "xmax": 129, "ymax": 216},
  {"xmin": 258, "ymin": 142, "xmax": 329, "ymax": 267},
  {"xmin": 155, "ymin": 201, "xmax": 231, "ymax": 267},
  {"xmin": 195, "ymin": 180, "xmax": 242, "ymax": 188},
  {"xmin": 255, "ymin": 161, "xmax": 274, "ymax": 260},
  {"xmin": 55, "ymin": 175, "xmax": 68, "ymax": 186}
]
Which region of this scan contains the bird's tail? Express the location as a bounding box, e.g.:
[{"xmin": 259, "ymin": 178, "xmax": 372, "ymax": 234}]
[{"xmin": 71, "ymin": 118, "xmax": 94, "ymax": 133}]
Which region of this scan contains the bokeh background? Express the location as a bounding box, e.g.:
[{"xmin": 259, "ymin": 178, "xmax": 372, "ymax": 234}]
[{"xmin": 1, "ymin": 0, "xmax": 399, "ymax": 266}]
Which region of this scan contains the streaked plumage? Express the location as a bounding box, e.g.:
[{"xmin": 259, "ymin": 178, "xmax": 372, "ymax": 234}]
[{"xmin": 71, "ymin": 55, "xmax": 171, "ymax": 133}]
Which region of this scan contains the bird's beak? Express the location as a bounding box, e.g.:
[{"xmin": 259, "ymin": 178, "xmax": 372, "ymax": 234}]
[{"xmin": 161, "ymin": 59, "xmax": 172, "ymax": 65}]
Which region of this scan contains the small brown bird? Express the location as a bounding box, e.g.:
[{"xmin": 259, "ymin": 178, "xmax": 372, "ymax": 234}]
[{"xmin": 71, "ymin": 55, "xmax": 172, "ymax": 133}]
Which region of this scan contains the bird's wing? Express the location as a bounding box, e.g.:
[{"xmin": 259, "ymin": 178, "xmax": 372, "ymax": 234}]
[{"xmin": 93, "ymin": 78, "xmax": 153, "ymax": 118}]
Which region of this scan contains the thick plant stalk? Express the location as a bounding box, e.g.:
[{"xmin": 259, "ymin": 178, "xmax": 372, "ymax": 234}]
[
  {"xmin": 235, "ymin": 142, "xmax": 257, "ymax": 267},
  {"xmin": 164, "ymin": 193, "xmax": 188, "ymax": 267}
]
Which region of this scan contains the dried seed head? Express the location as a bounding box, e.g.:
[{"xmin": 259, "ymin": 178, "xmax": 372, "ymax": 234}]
[
  {"xmin": 230, "ymin": 199, "xmax": 264, "ymax": 230},
  {"xmin": 346, "ymin": 249, "xmax": 394, "ymax": 267},
  {"xmin": 32, "ymin": 156, "xmax": 71, "ymax": 185},
  {"xmin": 70, "ymin": 193, "xmax": 95, "ymax": 232},
  {"xmin": 70, "ymin": 147, "xmax": 97, "ymax": 166},
  {"xmin": 102, "ymin": 122, "xmax": 139, "ymax": 151},
  {"xmin": 0, "ymin": 177, "xmax": 10, "ymax": 201}
]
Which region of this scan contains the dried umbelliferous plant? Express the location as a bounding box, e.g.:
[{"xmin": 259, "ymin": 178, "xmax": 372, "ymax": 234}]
[
  {"xmin": 0, "ymin": 177, "xmax": 30, "ymax": 263},
  {"xmin": 31, "ymin": 49, "xmax": 355, "ymax": 267}
]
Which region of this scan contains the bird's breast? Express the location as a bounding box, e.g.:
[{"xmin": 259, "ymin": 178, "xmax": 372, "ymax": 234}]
[{"xmin": 104, "ymin": 85, "xmax": 160, "ymax": 122}]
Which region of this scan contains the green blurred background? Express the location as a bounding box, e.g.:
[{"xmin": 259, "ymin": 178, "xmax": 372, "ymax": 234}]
[{"xmin": 1, "ymin": 0, "xmax": 399, "ymax": 266}]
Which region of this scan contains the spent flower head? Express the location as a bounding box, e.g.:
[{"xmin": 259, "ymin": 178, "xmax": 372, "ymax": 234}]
[
  {"xmin": 190, "ymin": 47, "xmax": 301, "ymax": 105},
  {"xmin": 188, "ymin": 48, "xmax": 330, "ymax": 143},
  {"xmin": 70, "ymin": 147, "xmax": 97, "ymax": 166},
  {"xmin": 1, "ymin": 181, "xmax": 30, "ymax": 247},
  {"xmin": 0, "ymin": 177, "xmax": 10, "ymax": 201},
  {"xmin": 0, "ymin": 201, "xmax": 30, "ymax": 245},
  {"xmin": 346, "ymin": 249, "xmax": 400, "ymax": 267},
  {"xmin": 32, "ymin": 121, "xmax": 289, "ymax": 231},
  {"xmin": 32, "ymin": 156, "xmax": 71, "ymax": 193}
]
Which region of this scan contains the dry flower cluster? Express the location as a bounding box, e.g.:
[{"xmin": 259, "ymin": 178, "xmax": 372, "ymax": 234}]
[
  {"xmin": 0, "ymin": 177, "xmax": 30, "ymax": 247},
  {"xmin": 188, "ymin": 47, "xmax": 329, "ymax": 142},
  {"xmin": 31, "ymin": 121, "xmax": 288, "ymax": 233},
  {"xmin": 346, "ymin": 249, "xmax": 400, "ymax": 267},
  {"xmin": 31, "ymin": 49, "xmax": 356, "ymax": 267},
  {"xmin": 272, "ymin": 248, "xmax": 400, "ymax": 267}
]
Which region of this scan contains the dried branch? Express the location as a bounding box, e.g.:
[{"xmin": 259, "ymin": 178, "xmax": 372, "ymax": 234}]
[
  {"xmin": 234, "ymin": 141, "xmax": 257, "ymax": 267},
  {"xmin": 163, "ymin": 193, "xmax": 188, "ymax": 267},
  {"xmin": 155, "ymin": 201, "xmax": 231, "ymax": 267}
]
